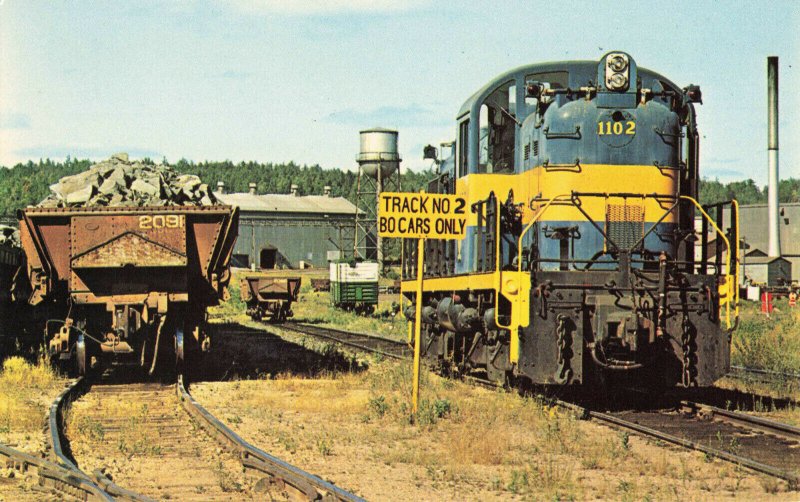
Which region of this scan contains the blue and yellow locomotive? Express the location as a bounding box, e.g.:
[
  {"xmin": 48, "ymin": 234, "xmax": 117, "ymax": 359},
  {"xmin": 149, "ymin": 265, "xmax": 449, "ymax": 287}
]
[{"xmin": 403, "ymin": 52, "xmax": 738, "ymax": 390}]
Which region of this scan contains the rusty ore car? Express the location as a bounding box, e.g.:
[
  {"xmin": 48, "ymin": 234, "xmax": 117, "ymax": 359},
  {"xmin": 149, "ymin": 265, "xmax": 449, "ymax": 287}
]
[
  {"xmin": 19, "ymin": 205, "xmax": 238, "ymax": 375},
  {"xmin": 240, "ymin": 275, "xmax": 301, "ymax": 322}
]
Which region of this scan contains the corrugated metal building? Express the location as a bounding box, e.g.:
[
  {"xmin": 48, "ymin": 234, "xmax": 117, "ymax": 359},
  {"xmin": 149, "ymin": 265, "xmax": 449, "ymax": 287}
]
[
  {"xmin": 719, "ymin": 203, "xmax": 800, "ymax": 283},
  {"xmin": 216, "ymin": 184, "xmax": 359, "ymax": 269}
]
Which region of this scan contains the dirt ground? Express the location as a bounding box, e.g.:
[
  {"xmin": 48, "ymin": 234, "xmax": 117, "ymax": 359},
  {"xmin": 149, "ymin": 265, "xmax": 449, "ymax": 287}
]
[{"xmin": 190, "ymin": 324, "xmax": 795, "ymax": 501}]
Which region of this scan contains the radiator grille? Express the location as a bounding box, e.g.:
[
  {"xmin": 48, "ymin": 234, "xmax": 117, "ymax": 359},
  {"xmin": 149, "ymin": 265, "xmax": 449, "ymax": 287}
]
[{"xmin": 606, "ymin": 203, "xmax": 644, "ymax": 250}]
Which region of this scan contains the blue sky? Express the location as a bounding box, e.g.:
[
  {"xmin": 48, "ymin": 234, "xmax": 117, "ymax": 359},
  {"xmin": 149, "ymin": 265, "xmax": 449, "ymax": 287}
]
[{"xmin": 1, "ymin": 1, "xmax": 797, "ymax": 184}]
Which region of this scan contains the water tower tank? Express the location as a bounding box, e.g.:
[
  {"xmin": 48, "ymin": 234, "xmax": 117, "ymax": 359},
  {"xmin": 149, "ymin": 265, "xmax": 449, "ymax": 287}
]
[{"xmin": 357, "ymin": 128, "xmax": 401, "ymax": 179}]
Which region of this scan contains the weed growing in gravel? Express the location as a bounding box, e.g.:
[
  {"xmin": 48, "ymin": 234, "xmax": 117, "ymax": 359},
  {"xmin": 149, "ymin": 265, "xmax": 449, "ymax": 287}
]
[
  {"xmin": 316, "ymin": 436, "xmax": 334, "ymax": 456},
  {"xmin": 415, "ymin": 398, "xmax": 455, "ymax": 427},
  {"xmin": 215, "ymin": 461, "xmax": 243, "ymax": 493},
  {"xmin": 506, "ymin": 468, "xmax": 529, "ymax": 493},
  {"xmin": 0, "ymin": 355, "xmax": 61, "ymax": 435},
  {"xmin": 274, "ymin": 430, "xmax": 298, "ymax": 453},
  {"xmin": 367, "ymin": 395, "xmax": 388, "ymax": 418},
  {"xmin": 75, "ymin": 416, "xmax": 105, "ymax": 441},
  {"xmin": 100, "ymin": 403, "xmax": 166, "ymax": 458}
]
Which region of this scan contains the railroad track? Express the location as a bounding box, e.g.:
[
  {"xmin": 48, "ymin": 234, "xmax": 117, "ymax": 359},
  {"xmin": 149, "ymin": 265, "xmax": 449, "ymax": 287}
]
[
  {"xmin": 281, "ymin": 321, "xmax": 412, "ymax": 360},
  {"xmin": 280, "ymin": 321, "xmax": 800, "ymax": 487},
  {"xmin": 728, "ymin": 365, "xmax": 800, "ymax": 385},
  {"xmin": 36, "ymin": 366, "xmax": 364, "ymax": 501},
  {"xmin": 572, "ymin": 401, "xmax": 800, "ymax": 486}
]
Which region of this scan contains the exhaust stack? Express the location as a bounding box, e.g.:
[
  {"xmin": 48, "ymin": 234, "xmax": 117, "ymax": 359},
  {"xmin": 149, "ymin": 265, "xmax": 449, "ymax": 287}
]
[{"xmin": 768, "ymin": 56, "xmax": 780, "ymax": 257}]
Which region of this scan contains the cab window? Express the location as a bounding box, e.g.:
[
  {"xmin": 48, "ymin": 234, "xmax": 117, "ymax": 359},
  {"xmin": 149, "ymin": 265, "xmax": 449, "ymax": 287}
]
[
  {"xmin": 477, "ymin": 81, "xmax": 516, "ymax": 174},
  {"xmin": 458, "ymin": 119, "xmax": 469, "ymax": 178}
]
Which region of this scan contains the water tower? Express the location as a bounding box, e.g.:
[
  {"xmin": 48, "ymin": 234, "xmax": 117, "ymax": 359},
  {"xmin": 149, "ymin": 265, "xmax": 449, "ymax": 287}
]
[{"xmin": 354, "ymin": 128, "xmax": 402, "ymax": 266}]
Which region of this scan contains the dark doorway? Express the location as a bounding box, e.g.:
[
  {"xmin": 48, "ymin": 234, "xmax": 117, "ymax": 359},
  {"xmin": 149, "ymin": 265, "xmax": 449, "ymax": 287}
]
[{"xmin": 260, "ymin": 247, "xmax": 277, "ymax": 269}]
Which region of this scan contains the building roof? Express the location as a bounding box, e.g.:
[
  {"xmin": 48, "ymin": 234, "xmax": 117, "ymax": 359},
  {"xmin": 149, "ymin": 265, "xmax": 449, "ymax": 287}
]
[{"xmin": 216, "ymin": 192, "xmax": 359, "ymax": 215}]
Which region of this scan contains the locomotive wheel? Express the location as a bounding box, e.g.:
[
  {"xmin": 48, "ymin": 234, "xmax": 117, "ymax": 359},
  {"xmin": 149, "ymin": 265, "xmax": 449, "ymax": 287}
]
[
  {"xmin": 175, "ymin": 328, "xmax": 185, "ymax": 372},
  {"xmin": 75, "ymin": 334, "xmax": 87, "ymax": 376}
]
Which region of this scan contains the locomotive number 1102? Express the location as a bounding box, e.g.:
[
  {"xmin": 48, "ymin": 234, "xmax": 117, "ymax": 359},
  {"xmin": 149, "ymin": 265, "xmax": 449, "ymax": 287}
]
[{"xmin": 597, "ymin": 120, "xmax": 636, "ymax": 135}]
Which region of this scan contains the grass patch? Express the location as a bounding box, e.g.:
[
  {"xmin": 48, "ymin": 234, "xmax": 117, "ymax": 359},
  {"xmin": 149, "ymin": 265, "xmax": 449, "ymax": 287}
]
[
  {"xmin": 732, "ymin": 300, "xmax": 800, "ymax": 373},
  {"xmin": 0, "ymin": 355, "xmax": 61, "ymax": 435}
]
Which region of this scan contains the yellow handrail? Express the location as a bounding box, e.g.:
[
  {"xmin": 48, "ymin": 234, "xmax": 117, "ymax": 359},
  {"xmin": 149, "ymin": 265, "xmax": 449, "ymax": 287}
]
[
  {"xmin": 492, "ymin": 193, "xmax": 738, "ymax": 341},
  {"xmin": 732, "ymin": 199, "xmax": 740, "ymax": 319},
  {"xmin": 679, "ymin": 195, "xmax": 735, "ymax": 329},
  {"xmin": 493, "ymin": 194, "xmax": 572, "ymax": 331}
]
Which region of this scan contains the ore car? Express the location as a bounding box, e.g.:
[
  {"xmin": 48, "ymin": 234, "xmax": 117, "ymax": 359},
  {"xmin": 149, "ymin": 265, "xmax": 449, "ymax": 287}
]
[
  {"xmin": 18, "ymin": 205, "xmax": 238, "ymax": 374},
  {"xmin": 403, "ymin": 52, "xmax": 739, "ymax": 391},
  {"xmin": 240, "ymin": 275, "xmax": 301, "ymax": 322}
]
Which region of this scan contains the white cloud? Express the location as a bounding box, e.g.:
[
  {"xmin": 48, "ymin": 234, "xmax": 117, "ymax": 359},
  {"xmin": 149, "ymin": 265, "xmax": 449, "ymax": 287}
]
[{"xmin": 225, "ymin": 0, "xmax": 429, "ymax": 15}]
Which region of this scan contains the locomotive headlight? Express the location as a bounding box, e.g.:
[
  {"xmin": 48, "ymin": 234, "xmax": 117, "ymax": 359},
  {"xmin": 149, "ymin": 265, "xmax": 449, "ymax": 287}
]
[
  {"xmin": 607, "ymin": 73, "xmax": 628, "ymax": 91},
  {"xmin": 608, "ymin": 54, "xmax": 628, "ymax": 72},
  {"xmin": 604, "ymin": 52, "xmax": 630, "ymax": 92}
]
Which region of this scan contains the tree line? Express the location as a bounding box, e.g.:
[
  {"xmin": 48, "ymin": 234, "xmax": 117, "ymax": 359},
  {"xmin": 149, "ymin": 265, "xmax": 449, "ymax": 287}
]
[
  {"xmin": 0, "ymin": 156, "xmax": 792, "ymax": 216},
  {"xmin": 0, "ymin": 157, "xmax": 434, "ymax": 216}
]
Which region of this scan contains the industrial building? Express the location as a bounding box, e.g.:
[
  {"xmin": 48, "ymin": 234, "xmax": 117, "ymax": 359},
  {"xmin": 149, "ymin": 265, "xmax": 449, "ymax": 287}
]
[
  {"xmin": 739, "ymin": 203, "xmax": 800, "ymax": 285},
  {"xmin": 713, "ymin": 203, "xmax": 800, "ymax": 285},
  {"xmin": 740, "ymin": 255, "xmax": 792, "ymax": 288},
  {"xmin": 216, "ymin": 182, "xmax": 359, "ymax": 269}
]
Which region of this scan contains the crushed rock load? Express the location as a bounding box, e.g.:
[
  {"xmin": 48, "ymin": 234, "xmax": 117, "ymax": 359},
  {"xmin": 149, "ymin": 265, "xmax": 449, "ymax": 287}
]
[{"xmin": 38, "ymin": 152, "xmax": 218, "ymax": 208}]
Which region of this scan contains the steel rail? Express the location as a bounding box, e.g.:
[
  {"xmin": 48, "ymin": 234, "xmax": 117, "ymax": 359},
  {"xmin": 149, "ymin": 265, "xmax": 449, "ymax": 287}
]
[
  {"xmin": 729, "ymin": 365, "xmax": 800, "ymax": 381},
  {"xmin": 47, "ymin": 377, "xmax": 153, "ymax": 501},
  {"xmin": 683, "ymin": 400, "xmax": 800, "ymax": 442},
  {"xmin": 587, "ymin": 408, "xmax": 799, "ymax": 485},
  {"xmin": 0, "ymin": 441, "xmax": 112, "ymax": 501},
  {"xmin": 177, "ymin": 375, "xmax": 365, "ymax": 502},
  {"xmin": 285, "ymin": 321, "xmax": 408, "ymax": 347},
  {"xmin": 551, "ymin": 398, "xmax": 800, "ymax": 486},
  {"xmin": 281, "ymin": 322, "xmax": 408, "ymax": 360}
]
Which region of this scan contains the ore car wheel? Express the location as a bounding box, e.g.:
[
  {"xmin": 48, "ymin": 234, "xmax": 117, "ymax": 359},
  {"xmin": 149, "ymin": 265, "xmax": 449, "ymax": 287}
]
[
  {"xmin": 76, "ymin": 334, "xmax": 87, "ymax": 376},
  {"xmin": 175, "ymin": 328, "xmax": 185, "ymax": 372}
]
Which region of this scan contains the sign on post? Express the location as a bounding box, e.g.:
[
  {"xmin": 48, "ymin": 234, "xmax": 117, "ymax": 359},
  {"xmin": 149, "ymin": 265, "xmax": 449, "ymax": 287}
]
[
  {"xmin": 378, "ymin": 192, "xmax": 468, "ymax": 239},
  {"xmin": 378, "ymin": 191, "xmax": 467, "ymax": 421}
]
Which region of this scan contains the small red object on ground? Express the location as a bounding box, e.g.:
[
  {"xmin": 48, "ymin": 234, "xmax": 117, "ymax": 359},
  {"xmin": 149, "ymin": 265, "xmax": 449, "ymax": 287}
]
[{"xmin": 762, "ymin": 292, "xmax": 774, "ymax": 314}]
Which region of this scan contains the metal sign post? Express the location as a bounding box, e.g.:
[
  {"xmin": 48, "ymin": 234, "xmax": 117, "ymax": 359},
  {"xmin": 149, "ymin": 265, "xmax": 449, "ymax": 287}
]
[
  {"xmin": 376, "ymin": 190, "xmax": 467, "ymax": 423},
  {"xmin": 412, "ymin": 236, "xmax": 424, "ymax": 415}
]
